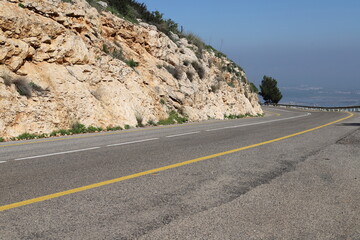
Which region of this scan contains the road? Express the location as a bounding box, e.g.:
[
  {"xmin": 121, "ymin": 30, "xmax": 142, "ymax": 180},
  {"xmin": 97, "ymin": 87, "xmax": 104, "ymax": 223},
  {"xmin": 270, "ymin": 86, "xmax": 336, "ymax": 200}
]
[{"xmin": 0, "ymin": 107, "xmax": 359, "ymax": 239}]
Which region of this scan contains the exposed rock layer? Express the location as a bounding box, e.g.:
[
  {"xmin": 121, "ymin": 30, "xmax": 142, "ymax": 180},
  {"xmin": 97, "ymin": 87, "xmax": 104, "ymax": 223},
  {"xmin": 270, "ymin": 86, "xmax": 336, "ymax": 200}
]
[{"xmin": 0, "ymin": 0, "xmax": 262, "ymax": 139}]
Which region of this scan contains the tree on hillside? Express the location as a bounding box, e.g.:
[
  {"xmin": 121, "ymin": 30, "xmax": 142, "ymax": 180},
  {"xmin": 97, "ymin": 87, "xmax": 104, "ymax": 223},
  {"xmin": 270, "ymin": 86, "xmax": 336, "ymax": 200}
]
[{"xmin": 259, "ymin": 75, "xmax": 282, "ymax": 104}]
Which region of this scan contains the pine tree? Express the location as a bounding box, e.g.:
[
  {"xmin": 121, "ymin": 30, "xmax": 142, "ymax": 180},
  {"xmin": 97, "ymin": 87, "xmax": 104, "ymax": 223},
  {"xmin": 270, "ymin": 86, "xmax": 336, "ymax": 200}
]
[{"xmin": 259, "ymin": 75, "xmax": 282, "ymax": 104}]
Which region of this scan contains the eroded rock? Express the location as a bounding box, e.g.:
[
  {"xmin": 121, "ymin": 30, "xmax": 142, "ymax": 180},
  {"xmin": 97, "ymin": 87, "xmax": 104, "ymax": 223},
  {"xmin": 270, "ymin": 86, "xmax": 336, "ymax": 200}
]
[{"xmin": 0, "ymin": 0, "xmax": 262, "ymax": 139}]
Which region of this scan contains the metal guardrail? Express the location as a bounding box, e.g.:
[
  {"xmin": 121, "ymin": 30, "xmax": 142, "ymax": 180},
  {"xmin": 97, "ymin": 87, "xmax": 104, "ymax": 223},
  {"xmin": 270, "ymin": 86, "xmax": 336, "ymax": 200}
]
[{"xmin": 265, "ymin": 104, "xmax": 360, "ymax": 112}]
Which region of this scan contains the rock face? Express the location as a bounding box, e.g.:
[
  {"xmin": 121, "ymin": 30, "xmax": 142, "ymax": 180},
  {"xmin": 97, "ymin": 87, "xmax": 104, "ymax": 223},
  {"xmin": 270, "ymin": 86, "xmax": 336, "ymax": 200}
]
[{"xmin": 0, "ymin": 0, "xmax": 262, "ymax": 139}]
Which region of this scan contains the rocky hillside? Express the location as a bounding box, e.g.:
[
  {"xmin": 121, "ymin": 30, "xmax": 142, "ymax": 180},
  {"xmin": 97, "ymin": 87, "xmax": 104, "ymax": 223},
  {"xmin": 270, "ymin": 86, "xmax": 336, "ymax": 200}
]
[{"xmin": 0, "ymin": 0, "xmax": 262, "ymax": 139}]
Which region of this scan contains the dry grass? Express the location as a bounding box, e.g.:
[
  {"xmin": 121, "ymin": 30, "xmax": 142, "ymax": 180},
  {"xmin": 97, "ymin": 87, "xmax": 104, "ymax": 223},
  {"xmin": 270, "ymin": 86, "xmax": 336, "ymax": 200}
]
[
  {"xmin": 12, "ymin": 78, "xmax": 32, "ymax": 98},
  {"xmin": 191, "ymin": 61, "xmax": 205, "ymax": 79}
]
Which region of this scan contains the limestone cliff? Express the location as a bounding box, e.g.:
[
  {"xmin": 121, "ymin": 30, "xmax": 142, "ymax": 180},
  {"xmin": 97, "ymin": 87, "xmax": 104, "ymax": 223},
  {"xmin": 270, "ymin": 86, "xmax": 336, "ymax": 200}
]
[{"xmin": 0, "ymin": 0, "xmax": 262, "ymax": 139}]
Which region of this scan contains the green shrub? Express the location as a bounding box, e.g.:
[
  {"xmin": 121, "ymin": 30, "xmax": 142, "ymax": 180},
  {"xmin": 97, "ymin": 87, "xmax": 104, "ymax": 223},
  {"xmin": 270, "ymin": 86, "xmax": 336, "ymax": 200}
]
[
  {"xmin": 106, "ymin": 126, "xmax": 123, "ymax": 131},
  {"xmin": 106, "ymin": 5, "xmax": 121, "ymax": 16},
  {"xmin": 29, "ymin": 81, "xmax": 45, "ymax": 92},
  {"xmin": 124, "ymin": 124, "xmax": 131, "ymax": 129},
  {"xmin": 0, "ymin": 137, "xmax": 4, "ymax": 142},
  {"xmin": 191, "ymin": 61, "xmax": 205, "ymax": 79},
  {"xmin": 125, "ymin": 59, "xmax": 139, "ymax": 68},
  {"xmin": 227, "ymin": 82, "xmax": 235, "ymax": 88},
  {"xmin": 224, "ymin": 114, "xmax": 240, "ymax": 119},
  {"xmin": 147, "ymin": 119, "xmax": 157, "ymax": 126},
  {"xmin": 18, "ymin": 3, "xmax": 25, "ymax": 8},
  {"xmin": 37, "ymin": 133, "xmax": 48, "ymax": 139},
  {"xmin": 85, "ymin": 0, "xmax": 105, "ymax": 12},
  {"xmin": 183, "ymin": 33, "xmax": 205, "ymax": 58},
  {"xmin": 250, "ymin": 82, "xmax": 259, "ymax": 93},
  {"xmin": 112, "ymin": 49, "xmax": 124, "ymax": 60},
  {"xmin": 157, "ymin": 118, "xmax": 175, "ymax": 125},
  {"xmin": 71, "ymin": 122, "xmax": 87, "ymax": 134},
  {"xmin": 104, "ymin": 0, "xmax": 179, "ymax": 35},
  {"xmin": 160, "ymin": 98, "xmax": 166, "ymax": 105},
  {"xmin": 224, "ymin": 65, "xmax": 234, "ymax": 73},
  {"xmin": 58, "ymin": 129, "xmax": 71, "ymax": 135},
  {"xmin": 103, "ymin": 45, "xmax": 138, "ymax": 69},
  {"xmin": 157, "ymin": 110, "xmax": 187, "ymax": 125},
  {"xmin": 16, "ymin": 133, "xmax": 37, "ymax": 140},
  {"xmin": 171, "ymin": 110, "xmax": 187, "ymax": 124},
  {"xmin": 50, "ymin": 131, "xmax": 58, "ymax": 137},
  {"xmin": 224, "ymin": 113, "xmax": 253, "ymax": 119},
  {"xmin": 102, "ymin": 44, "xmax": 109, "ymax": 54},
  {"xmin": 87, "ymin": 126, "xmax": 99, "ymax": 133},
  {"xmin": 205, "ymin": 45, "xmax": 227, "ymax": 58},
  {"xmin": 13, "ymin": 78, "xmax": 32, "ymax": 98}
]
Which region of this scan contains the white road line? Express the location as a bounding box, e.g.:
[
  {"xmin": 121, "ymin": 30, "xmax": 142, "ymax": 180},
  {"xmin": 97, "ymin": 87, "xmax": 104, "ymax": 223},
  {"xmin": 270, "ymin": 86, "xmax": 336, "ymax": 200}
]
[
  {"xmin": 206, "ymin": 113, "xmax": 311, "ymax": 132},
  {"xmin": 107, "ymin": 138, "xmax": 159, "ymax": 147},
  {"xmin": 0, "ymin": 161, "xmax": 6, "ymax": 164},
  {"xmin": 15, "ymin": 147, "xmax": 101, "ymax": 161},
  {"xmin": 166, "ymin": 131, "xmax": 200, "ymax": 138}
]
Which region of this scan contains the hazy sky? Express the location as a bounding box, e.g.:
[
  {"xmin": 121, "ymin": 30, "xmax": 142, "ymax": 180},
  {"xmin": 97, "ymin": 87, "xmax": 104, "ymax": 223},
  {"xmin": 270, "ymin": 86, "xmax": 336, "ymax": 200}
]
[{"xmin": 139, "ymin": 0, "xmax": 360, "ymax": 91}]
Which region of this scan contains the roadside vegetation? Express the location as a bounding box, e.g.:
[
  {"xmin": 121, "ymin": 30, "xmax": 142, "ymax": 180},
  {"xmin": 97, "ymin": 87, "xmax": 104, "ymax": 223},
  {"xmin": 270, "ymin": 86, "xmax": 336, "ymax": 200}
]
[
  {"xmin": 224, "ymin": 113, "xmax": 264, "ymax": 119},
  {"xmin": 5, "ymin": 109, "xmax": 186, "ymax": 142},
  {"xmin": 6, "ymin": 123, "xmax": 121, "ymax": 141},
  {"xmin": 1, "ymin": 109, "xmax": 264, "ymax": 142},
  {"xmin": 224, "ymin": 113, "xmax": 252, "ymax": 119},
  {"xmin": 157, "ymin": 110, "xmax": 188, "ymax": 125}
]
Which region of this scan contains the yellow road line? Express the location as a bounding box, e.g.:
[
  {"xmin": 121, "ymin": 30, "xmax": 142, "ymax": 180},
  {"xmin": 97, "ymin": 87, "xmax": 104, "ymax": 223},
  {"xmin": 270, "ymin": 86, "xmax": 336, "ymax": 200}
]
[{"xmin": 0, "ymin": 112, "xmax": 353, "ymax": 212}]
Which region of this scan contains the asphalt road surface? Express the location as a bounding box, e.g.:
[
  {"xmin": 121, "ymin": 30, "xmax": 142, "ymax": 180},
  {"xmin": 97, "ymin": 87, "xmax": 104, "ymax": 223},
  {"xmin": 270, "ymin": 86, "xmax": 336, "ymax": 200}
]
[{"xmin": 1, "ymin": 107, "xmax": 359, "ymax": 239}]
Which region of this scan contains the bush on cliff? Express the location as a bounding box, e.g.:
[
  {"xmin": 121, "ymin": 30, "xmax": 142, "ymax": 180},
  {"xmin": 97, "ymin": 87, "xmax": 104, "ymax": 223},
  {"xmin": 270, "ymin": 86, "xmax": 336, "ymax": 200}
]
[
  {"xmin": 250, "ymin": 83, "xmax": 259, "ymax": 93},
  {"xmin": 191, "ymin": 61, "xmax": 205, "ymax": 79},
  {"xmin": 98, "ymin": 0, "xmax": 179, "ymax": 36},
  {"xmin": 12, "ymin": 78, "xmax": 32, "ymax": 98}
]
